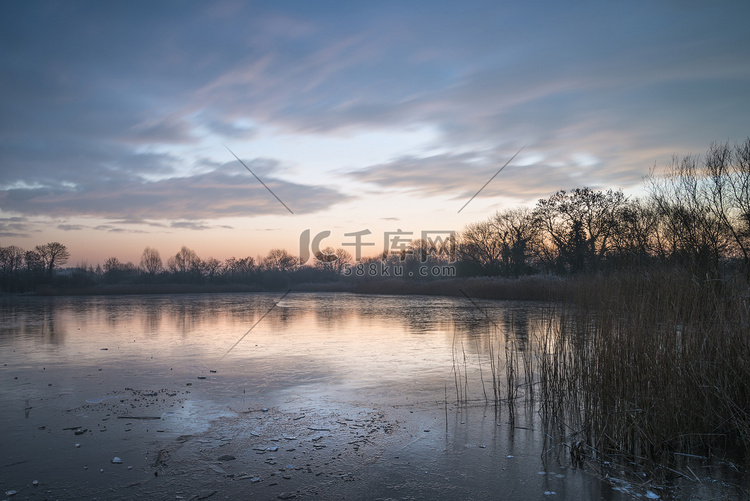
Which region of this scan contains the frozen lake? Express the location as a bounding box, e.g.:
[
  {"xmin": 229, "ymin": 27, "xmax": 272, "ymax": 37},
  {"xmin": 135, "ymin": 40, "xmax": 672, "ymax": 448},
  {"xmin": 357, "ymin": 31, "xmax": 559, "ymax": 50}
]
[{"xmin": 0, "ymin": 293, "xmax": 743, "ymax": 499}]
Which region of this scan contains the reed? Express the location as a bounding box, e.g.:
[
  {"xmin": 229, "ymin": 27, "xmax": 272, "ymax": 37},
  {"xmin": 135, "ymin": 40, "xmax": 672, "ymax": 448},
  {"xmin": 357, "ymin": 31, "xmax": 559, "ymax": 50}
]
[
  {"xmin": 538, "ymin": 267, "xmax": 750, "ymax": 465},
  {"xmin": 455, "ymin": 266, "xmax": 749, "ymax": 480}
]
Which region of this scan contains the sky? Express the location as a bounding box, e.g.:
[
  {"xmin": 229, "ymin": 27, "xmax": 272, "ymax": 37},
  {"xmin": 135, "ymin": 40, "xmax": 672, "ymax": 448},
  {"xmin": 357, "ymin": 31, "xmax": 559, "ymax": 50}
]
[{"xmin": 1, "ymin": 0, "xmax": 749, "ymax": 266}]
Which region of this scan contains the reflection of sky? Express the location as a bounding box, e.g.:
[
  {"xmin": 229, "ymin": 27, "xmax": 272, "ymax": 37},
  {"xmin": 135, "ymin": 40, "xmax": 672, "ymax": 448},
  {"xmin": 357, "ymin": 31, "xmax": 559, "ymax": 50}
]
[
  {"xmin": 0, "ymin": 293, "xmax": 546, "ymax": 396},
  {"xmin": 1, "ymin": 2, "xmax": 749, "ymax": 264}
]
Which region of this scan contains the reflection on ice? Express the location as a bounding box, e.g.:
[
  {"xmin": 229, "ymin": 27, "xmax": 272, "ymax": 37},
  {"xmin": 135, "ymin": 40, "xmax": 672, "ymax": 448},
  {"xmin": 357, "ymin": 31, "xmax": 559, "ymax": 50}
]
[{"xmin": 0, "ymin": 292, "xmax": 744, "ymax": 500}]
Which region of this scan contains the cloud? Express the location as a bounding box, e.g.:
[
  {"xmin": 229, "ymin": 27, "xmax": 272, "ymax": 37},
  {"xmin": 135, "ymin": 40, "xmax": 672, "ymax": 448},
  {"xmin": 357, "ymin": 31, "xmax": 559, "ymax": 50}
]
[
  {"xmin": 170, "ymin": 221, "xmax": 212, "ymax": 231},
  {"xmin": 57, "ymin": 224, "xmax": 85, "ymax": 231},
  {"xmin": 120, "ymin": 113, "xmax": 197, "ymax": 145},
  {"xmin": 107, "ymin": 219, "xmax": 169, "ymax": 228},
  {"xmin": 1, "ymin": 0, "xmax": 748, "ymax": 228},
  {"xmin": 346, "ymin": 144, "xmax": 647, "ymax": 204},
  {"xmin": 0, "ymin": 158, "xmax": 352, "ymax": 220},
  {"xmin": 197, "ymin": 113, "xmax": 257, "ymax": 139},
  {"xmin": 106, "ymin": 227, "xmax": 148, "ymax": 234},
  {"xmin": 0, "ymin": 216, "xmax": 39, "ymax": 238}
]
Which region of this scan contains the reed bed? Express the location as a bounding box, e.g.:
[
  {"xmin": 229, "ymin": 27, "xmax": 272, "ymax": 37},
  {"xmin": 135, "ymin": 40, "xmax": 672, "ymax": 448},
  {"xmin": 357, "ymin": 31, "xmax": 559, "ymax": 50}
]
[
  {"xmin": 539, "ymin": 269, "xmax": 750, "ymax": 465},
  {"xmin": 454, "ymin": 267, "xmax": 750, "ymax": 475}
]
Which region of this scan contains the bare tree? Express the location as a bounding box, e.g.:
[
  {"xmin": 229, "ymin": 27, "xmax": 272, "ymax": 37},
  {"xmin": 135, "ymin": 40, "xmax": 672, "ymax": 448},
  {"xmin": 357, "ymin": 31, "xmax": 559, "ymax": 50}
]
[
  {"xmin": 334, "ymin": 248, "xmax": 353, "ymax": 273},
  {"xmin": 24, "ymin": 250, "xmax": 44, "ymax": 277},
  {"xmin": 140, "ymin": 247, "xmax": 163, "ymax": 274},
  {"xmin": 203, "ymin": 257, "xmax": 222, "ymax": 279},
  {"xmin": 35, "ymin": 242, "xmax": 70, "ymax": 277},
  {"xmin": 647, "ymin": 150, "xmax": 732, "ymax": 273},
  {"xmin": 459, "ymin": 219, "xmax": 504, "ymax": 274},
  {"xmin": 703, "ymin": 140, "xmax": 750, "ymax": 274},
  {"xmin": 314, "ymin": 246, "xmax": 339, "ymax": 272},
  {"xmin": 263, "ymin": 248, "xmax": 297, "ymax": 272},
  {"xmin": 224, "ymin": 256, "xmax": 255, "ymax": 276},
  {"xmin": 493, "ymin": 207, "xmax": 539, "ymax": 275},
  {"xmin": 611, "ymin": 198, "xmax": 660, "ymax": 262},
  {"xmin": 312, "ymin": 247, "xmax": 352, "ymax": 274},
  {"xmin": 169, "ymin": 246, "xmax": 200, "ymax": 274},
  {"xmin": 103, "ymin": 257, "xmax": 122, "ymax": 274},
  {"xmin": 103, "ymin": 256, "xmax": 137, "ymax": 281},
  {"xmin": 533, "ymin": 188, "xmax": 625, "ymax": 272},
  {"xmin": 0, "ymin": 245, "xmax": 25, "ymax": 275},
  {"xmin": 0, "ymin": 245, "xmax": 25, "ymax": 291}
]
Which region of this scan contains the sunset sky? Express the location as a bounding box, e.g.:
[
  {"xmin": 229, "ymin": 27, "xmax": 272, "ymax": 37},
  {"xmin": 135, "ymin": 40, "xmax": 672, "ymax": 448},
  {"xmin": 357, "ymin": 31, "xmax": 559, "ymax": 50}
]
[{"xmin": 1, "ymin": 1, "xmax": 749, "ymax": 266}]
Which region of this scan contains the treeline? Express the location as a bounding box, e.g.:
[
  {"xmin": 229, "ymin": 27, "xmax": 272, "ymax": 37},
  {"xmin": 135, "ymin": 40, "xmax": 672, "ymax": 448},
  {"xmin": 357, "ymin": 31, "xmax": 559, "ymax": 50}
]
[
  {"xmin": 0, "ymin": 243, "xmax": 348, "ymax": 293},
  {"xmin": 1, "ymin": 140, "xmax": 748, "ymax": 294},
  {"xmin": 459, "ymin": 140, "xmax": 750, "ymax": 279},
  {"xmin": 0, "ymin": 242, "xmax": 71, "ymax": 293}
]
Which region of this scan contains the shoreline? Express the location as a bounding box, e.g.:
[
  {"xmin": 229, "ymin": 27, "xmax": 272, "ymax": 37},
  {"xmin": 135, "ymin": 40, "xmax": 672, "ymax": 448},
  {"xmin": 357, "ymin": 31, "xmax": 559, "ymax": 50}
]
[{"xmin": 10, "ymin": 275, "xmax": 566, "ymax": 301}]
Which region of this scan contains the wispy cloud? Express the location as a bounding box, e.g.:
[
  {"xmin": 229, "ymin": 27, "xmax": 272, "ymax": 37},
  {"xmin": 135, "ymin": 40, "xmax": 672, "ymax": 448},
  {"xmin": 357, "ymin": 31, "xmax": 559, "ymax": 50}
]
[
  {"xmin": 346, "ymin": 149, "xmax": 628, "ymax": 203},
  {"xmin": 0, "ymin": 1, "xmax": 748, "ymax": 256},
  {"xmin": 57, "ymin": 224, "xmax": 86, "ymax": 231},
  {"xmin": 170, "ymin": 221, "xmax": 212, "ymax": 231},
  {"xmin": 0, "ymin": 159, "xmax": 351, "ymax": 220},
  {"xmin": 0, "ymin": 217, "xmax": 35, "ymax": 238}
]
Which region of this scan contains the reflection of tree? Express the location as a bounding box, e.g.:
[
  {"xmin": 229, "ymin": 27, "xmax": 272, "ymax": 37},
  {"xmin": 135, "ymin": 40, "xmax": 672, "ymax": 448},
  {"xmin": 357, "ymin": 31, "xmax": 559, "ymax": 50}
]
[
  {"xmin": 143, "ymin": 303, "xmax": 162, "ymax": 334},
  {"xmin": 39, "ymin": 307, "xmax": 64, "ymax": 344},
  {"xmin": 169, "ymin": 298, "xmax": 221, "ymax": 335},
  {"xmin": 8, "ymin": 299, "xmax": 67, "ymax": 345},
  {"xmin": 502, "ymin": 308, "xmax": 529, "ymax": 352}
]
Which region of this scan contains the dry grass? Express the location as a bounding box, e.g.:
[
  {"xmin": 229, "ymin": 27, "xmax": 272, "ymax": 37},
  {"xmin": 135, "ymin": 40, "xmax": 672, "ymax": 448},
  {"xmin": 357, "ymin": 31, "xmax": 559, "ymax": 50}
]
[
  {"xmin": 537, "ymin": 268, "xmax": 750, "ymax": 465},
  {"xmin": 453, "ymin": 268, "xmax": 749, "ymax": 483}
]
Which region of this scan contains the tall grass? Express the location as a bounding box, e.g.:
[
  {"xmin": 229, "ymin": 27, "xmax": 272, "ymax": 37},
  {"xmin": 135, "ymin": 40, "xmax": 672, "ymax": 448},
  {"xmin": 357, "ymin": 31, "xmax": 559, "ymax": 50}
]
[
  {"xmin": 453, "ymin": 267, "xmax": 749, "ymax": 479},
  {"xmin": 539, "ymin": 268, "xmax": 750, "ymax": 464},
  {"xmin": 452, "ymin": 312, "xmax": 537, "ymax": 429}
]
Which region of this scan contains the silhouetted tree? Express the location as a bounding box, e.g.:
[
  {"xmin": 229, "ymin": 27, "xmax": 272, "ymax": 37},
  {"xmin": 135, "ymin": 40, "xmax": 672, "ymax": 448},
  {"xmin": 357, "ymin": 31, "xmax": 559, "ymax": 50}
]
[
  {"xmin": 459, "ymin": 219, "xmax": 504, "ymax": 274},
  {"xmin": 263, "ymin": 248, "xmax": 297, "ymax": 272},
  {"xmin": 103, "ymin": 257, "xmax": 122, "ymax": 274},
  {"xmin": 203, "ymin": 257, "xmax": 221, "ymax": 280},
  {"xmin": 35, "ymin": 242, "xmax": 70, "ymax": 278},
  {"xmin": 313, "ymin": 247, "xmax": 352, "ymax": 274},
  {"xmin": 611, "ymin": 198, "xmax": 660, "ymax": 265},
  {"xmin": 167, "ymin": 246, "xmax": 201, "ymax": 275},
  {"xmin": 703, "ymin": 140, "xmax": 750, "ymax": 277},
  {"xmin": 140, "ymin": 247, "xmax": 163, "ymax": 275},
  {"xmin": 647, "ymin": 150, "xmax": 731, "ymax": 274},
  {"xmin": 493, "ymin": 208, "xmax": 539, "ymax": 275},
  {"xmin": 102, "ymin": 257, "xmax": 137, "ymax": 283},
  {"xmin": 224, "ymin": 256, "xmax": 255, "ymax": 277},
  {"xmin": 533, "ymin": 188, "xmax": 625, "ymax": 272},
  {"xmin": 0, "ymin": 245, "xmax": 25, "ymax": 292},
  {"xmin": 24, "ymin": 249, "xmax": 44, "ymax": 287}
]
